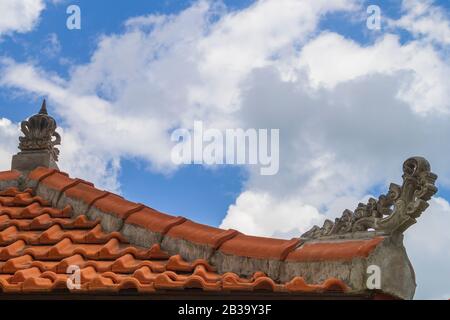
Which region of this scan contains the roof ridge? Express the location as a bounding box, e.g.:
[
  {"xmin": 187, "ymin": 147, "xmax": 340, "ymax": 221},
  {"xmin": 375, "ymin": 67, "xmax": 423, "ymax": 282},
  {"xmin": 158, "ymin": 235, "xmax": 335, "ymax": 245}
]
[
  {"xmin": 0, "ymin": 167, "xmax": 415, "ymax": 299},
  {"xmin": 1, "ymin": 167, "xmax": 386, "ymax": 263}
]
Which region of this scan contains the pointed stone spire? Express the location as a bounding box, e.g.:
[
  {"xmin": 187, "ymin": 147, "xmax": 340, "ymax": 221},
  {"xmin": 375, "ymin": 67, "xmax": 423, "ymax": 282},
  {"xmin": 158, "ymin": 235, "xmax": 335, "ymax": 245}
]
[
  {"xmin": 11, "ymin": 99, "xmax": 60, "ymax": 173},
  {"xmin": 39, "ymin": 99, "xmax": 48, "ymax": 115}
]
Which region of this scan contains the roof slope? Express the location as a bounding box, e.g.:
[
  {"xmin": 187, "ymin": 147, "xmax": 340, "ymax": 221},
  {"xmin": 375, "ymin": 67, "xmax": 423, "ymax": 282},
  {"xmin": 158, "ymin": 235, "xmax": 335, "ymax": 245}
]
[
  {"xmin": 0, "ymin": 186, "xmax": 348, "ymax": 296},
  {"xmin": 0, "ymin": 161, "xmax": 436, "ymax": 299}
]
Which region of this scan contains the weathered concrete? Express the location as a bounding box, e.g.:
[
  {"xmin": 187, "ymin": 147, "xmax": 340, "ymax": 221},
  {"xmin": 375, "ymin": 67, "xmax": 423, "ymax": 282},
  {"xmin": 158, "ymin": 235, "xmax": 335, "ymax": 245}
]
[
  {"xmin": 85, "ymin": 206, "xmax": 124, "ymax": 233},
  {"xmin": 56, "ymin": 193, "xmax": 91, "ymax": 218},
  {"xmin": 0, "ymin": 177, "xmax": 21, "ymax": 190},
  {"xmin": 279, "ymin": 235, "xmax": 415, "ymax": 299},
  {"xmin": 12, "ymin": 151, "xmax": 58, "ymax": 175},
  {"xmin": 161, "ymin": 235, "xmax": 215, "ymax": 261},
  {"xmin": 366, "ymin": 234, "xmax": 416, "ymax": 299},
  {"xmin": 211, "ymin": 251, "xmax": 283, "ymax": 281},
  {"xmin": 121, "ymin": 223, "xmax": 163, "ymax": 248},
  {"xmin": 34, "ymin": 181, "xmax": 61, "ymax": 208},
  {"xmin": 280, "ymin": 257, "xmax": 363, "ymax": 286}
]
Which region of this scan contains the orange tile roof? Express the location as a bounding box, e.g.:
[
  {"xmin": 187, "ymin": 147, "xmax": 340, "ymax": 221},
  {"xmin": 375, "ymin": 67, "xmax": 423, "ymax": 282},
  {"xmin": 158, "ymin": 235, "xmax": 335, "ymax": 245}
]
[
  {"xmin": 219, "ymin": 234, "xmax": 301, "ymax": 260},
  {"xmin": 0, "ymin": 168, "xmax": 392, "ymax": 297},
  {"xmin": 285, "ymin": 237, "xmax": 384, "ymax": 262},
  {"xmin": 0, "ymin": 171, "xmax": 21, "ymax": 181},
  {"xmin": 126, "ymin": 207, "xmax": 186, "ymax": 234},
  {"xmin": 0, "ymin": 186, "xmax": 350, "ymax": 294},
  {"xmin": 165, "ymin": 220, "xmax": 240, "ymax": 249}
]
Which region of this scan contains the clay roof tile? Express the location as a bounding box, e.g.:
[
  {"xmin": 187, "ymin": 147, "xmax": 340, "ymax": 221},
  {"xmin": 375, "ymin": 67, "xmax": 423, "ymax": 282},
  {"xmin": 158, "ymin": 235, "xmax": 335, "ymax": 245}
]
[
  {"xmin": 0, "ymin": 173, "xmax": 383, "ymax": 297},
  {"xmin": 219, "ymin": 234, "xmax": 301, "ymax": 260}
]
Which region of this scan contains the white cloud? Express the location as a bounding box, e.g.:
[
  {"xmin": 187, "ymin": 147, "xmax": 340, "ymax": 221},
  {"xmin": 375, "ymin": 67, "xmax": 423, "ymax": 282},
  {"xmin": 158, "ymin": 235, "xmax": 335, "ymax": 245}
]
[
  {"xmin": 42, "ymin": 33, "xmax": 61, "ymax": 58},
  {"xmin": 190, "ymin": 0, "xmax": 358, "ymax": 111},
  {"xmin": 298, "ymin": 32, "xmax": 450, "ymax": 114},
  {"xmin": 56, "ymin": 128, "xmax": 122, "ymax": 192},
  {"xmin": 0, "ymin": 0, "xmax": 359, "ymax": 187},
  {"xmin": 0, "ymin": 118, "xmax": 19, "ymax": 170},
  {"xmin": 221, "ymin": 64, "xmax": 450, "ymax": 236},
  {"xmin": 221, "ymin": 190, "xmax": 323, "ymax": 237},
  {"xmin": 389, "ymin": 0, "xmax": 450, "ymax": 46},
  {"xmin": 0, "ymin": 0, "xmax": 45, "ymax": 36},
  {"xmin": 405, "ymin": 197, "xmax": 450, "ymax": 299},
  {"xmin": 0, "ymin": 58, "xmax": 175, "ymax": 190}
]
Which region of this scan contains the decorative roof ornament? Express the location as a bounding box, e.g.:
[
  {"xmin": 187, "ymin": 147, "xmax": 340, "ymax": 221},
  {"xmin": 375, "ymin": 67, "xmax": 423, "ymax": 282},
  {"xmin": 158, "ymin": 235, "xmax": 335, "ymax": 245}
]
[
  {"xmin": 302, "ymin": 157, "xmax": 438, "ymax": 239},
  {"xmin": 18, "ymin": 99, "xmax": 61, "ymax": 161}
]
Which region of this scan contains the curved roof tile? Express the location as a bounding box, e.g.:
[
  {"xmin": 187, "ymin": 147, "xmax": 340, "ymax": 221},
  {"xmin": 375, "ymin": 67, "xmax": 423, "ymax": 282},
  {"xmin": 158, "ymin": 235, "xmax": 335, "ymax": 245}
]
[{"xmin": 0, "ymin": 186, "xmax": 352, "ymax": 295}]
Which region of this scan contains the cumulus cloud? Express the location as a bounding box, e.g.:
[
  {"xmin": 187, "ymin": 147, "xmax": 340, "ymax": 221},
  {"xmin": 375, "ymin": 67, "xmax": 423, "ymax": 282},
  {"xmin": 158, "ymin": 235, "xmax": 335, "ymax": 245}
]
[
  {"xmin": 0, "ymin": 118, "xmax": 19, "ymax": 169},
  {"xmin": 224, "ymin": 64, "xmax": 450, "ymax": 234},
  {"xmin": 42, "ymin": 33, "xmax": 61, "ymax": 58},
  {"xmin": 298, "ymin": 32, "xmax": 450, "ymax": 114},
  {"xmin": 404, "ymin": 197, "xmax": 450, "ymax": 299},
  {"xmin": 221, "ymin": 190, "xmax": 323, "ymax": 237},
  {"xmin": 0, "ymin": 0, "xmax": 45, "ymax": 36},
  {"xmin": 0, "ymin": 57, "xmax": 175, "ymax": 190},
  {"xmin": 389, "ymin": 0, "xmax": 450, "ymax": 46},
  {"xmin": 0, "ymin": 0, "xmax": 358, "ymax": 186}
]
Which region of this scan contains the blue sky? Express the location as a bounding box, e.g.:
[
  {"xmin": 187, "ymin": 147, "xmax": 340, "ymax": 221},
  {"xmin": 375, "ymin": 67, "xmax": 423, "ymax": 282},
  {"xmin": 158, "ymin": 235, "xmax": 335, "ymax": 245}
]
[
  {"xmin": 0, "ymin": 0, "xmax": 254, "ymax": 226},
  {"xmin": 0, "ymin": 0, "xmax": 450, "ymax": 299},
  {"xmin": 1, "ymin": 0, "xmax": 448, "ymax": 225}
]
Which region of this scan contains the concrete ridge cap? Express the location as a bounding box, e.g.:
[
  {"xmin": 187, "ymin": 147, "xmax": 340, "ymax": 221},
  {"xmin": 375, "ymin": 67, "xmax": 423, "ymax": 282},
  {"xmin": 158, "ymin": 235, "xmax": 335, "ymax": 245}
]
[
  {"xmin": 24, "ymin": 168, "xmax": 303, "ymax": 257},
  {"xmin": 24, "ymin": 167, "xmax": 389, "ymax": 268},
  {"xmin": 0, "ymin": 170, "xmax": 24, "ymax": 192},
  {"xmin": 285, "ymin": 236, "xmax": 386, "ymax": 264},
  {"xmin": 299, "ymin": 231, "xmax": 389, "ymax": 244},
  {"xmin": 0, "ymin": 185, "xmax": 359, "ymax": 296},
  {"xmin": 0, "ymin": 170, "xmax": 23, "ymax": 181},
  {"xmin": 217, "ymin": 234, "xmax": 302, "ymax": 261}
]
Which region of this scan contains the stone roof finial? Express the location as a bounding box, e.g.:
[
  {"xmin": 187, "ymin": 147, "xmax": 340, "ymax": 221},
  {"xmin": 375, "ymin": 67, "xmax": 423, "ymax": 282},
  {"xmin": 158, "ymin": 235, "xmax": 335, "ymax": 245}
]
[
  {"xmin": 11, "ymin": 99, "xmax": 61, "ymax": 173},
  {"xmin": 302, "ymin": 157, "xmax": 438, "ymax": 239},
  {"xmin": 39, "ymin": 99, "xmax": 48, "ymax": 115}
]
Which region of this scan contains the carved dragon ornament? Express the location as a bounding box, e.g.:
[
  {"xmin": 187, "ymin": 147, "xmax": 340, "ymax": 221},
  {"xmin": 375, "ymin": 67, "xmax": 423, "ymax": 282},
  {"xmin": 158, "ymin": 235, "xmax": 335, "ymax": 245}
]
[{"xmin": 302, "ymin": 157, "xmax": 437, "ymax": 239}]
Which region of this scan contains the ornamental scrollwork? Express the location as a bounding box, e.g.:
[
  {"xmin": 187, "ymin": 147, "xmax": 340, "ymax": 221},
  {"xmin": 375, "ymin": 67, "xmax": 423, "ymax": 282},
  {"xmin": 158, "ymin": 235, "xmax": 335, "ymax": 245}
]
[
  {"xmin": 302, "ymin": 157, "xmax": 437, "ymax": 239},
  {"xmin": 18, "ymin": 99, "xmax": 61, "ymax": 161}
]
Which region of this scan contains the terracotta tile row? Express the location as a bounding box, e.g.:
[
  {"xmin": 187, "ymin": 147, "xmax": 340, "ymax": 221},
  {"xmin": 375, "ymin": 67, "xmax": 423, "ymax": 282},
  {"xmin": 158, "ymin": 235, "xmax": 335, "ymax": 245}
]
[
  {"xmin": 0, "ymin": 171, "xmax": 21, "ymax": 182},
  {"xmin": 0, "ymin": 267, "xmax": 349, "ymax": 294},
  {"xmin": 0, "ymin": 253, "xmax": 212, "ymax": 275},
  {"xmin": 0, "ymin": 202, "xmax": 72, "ymax": 219},
  {"xmin": 0, "ymin": 213, "xmax": 98, "ymax": 231},
  {"xmin": 125, "ymin": 207, "xmax": 186, "ymax": 234},
  {"xmin": 165, "ymin": 220, "xmax": 240, "ymax": 249},
  {"xmin": 0, "ymin": 188, "xmax": 351, "ymax": 295},
  {"xmin": 1, "ymin": 238, "xmax": 170, "ymax": 261},
  {"xmin": 26, "ymin": 168, "xmax": 307, "ymax": 261},
  {"xmin": 0, "ymin": 224, "xmax": 129, "ymax": 246},
  {"xmin": 0, "ymin": 192, "xmax": 49, "ymax": 207},
  {"xmin": 94, "ymin": 194, "xmax": 145, "ymax": 220},
  {"xmin": 285, "ymin": 237, "xmax": 385, "ymax": 262},
  {"xmin": 0, "ymin": 187, "xmax": 31, "ymax": 197},
  {"xmin": 25, "ymin": 168, "xmax": 387, "ymax": 263},
  {"xmin": 219, "ymin": 234, "xmax": 301, "ymax": 260}
]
